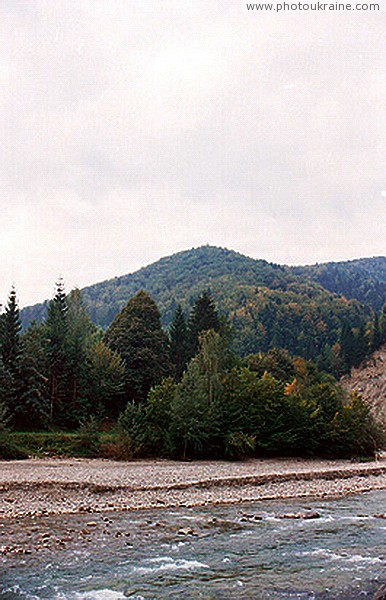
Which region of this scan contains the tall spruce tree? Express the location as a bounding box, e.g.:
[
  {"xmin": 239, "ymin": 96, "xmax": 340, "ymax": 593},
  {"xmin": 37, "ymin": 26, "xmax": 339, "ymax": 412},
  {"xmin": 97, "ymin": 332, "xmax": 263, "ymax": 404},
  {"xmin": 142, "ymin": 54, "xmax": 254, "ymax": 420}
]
[
  {"xmin": 372, "ymin": 312, "xmax": 382, "ymax": 350},
  {"xmin": 1, "ymin": 288, "xmax": 22, "ymax": 374},
  {"xmin": 187, "ymin": 290, "xmax": 221, "ymax": 359},
  {"xmin": 169, "ymin": 305, "xmax": 188, "ymax": 380},
  {"xmin": 0, "ymin": 355, "xmax": 14, "ymax": 415},
  {"xmin": 64, "ymin": 288, "xmax": 96, "ymax": 423},
  {"xmin": 352, "ymin": 322, "xmax": 368, "ymax": 368},
  {"xmin": 339, "ymin": 320, "xmax": 356, "ymax": 373},
  {"xmin": 45, "ymin": 280, "xmax": 68, "ymax": 424},
  {"xmin": 18, "ymin": 322, "xmax": 49, "ymax": 428},
  {"xmin": 0, "ymin": 289, "xmax": 22, "ymax": 422},
  {"xmin": 104, "ymin": 290, "xmax": 172, "ymax": 403}
]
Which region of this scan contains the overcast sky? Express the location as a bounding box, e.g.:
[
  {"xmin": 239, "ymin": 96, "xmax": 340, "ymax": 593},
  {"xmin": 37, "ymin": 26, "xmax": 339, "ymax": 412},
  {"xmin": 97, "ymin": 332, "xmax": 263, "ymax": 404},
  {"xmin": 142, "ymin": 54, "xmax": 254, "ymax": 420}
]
[{"xmin": 1, "ymin": 1, "xmax": 385, "ymax": 307}]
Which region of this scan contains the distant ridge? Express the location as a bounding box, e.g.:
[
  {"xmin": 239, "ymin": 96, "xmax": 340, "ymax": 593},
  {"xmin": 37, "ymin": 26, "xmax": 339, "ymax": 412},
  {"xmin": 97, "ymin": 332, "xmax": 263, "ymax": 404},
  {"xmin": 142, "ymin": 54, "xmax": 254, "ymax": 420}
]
[
  {"xmin": 293, "ymin": 256, "xmax": 386, "ymax": 312},
  {"xmin": 20, "ymin": 245, "xmax": 385, "ymax": 361}
]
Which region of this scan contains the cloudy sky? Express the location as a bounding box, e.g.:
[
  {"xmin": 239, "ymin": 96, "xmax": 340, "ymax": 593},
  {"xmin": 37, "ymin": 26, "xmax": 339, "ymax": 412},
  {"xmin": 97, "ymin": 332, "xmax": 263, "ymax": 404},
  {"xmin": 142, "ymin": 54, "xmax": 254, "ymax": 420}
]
[{"xmin": 1, "ymin": 1, "xmax": 385, "ymax": 307}]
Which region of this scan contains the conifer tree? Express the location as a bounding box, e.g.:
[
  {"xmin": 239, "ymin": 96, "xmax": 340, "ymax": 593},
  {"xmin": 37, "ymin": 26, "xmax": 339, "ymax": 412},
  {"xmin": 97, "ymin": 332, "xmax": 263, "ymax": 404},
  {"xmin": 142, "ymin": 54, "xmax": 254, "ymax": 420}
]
[
  {"xmin": 17, "ymin": 322, "xmax": 49, "ymax": 428},
  {"xmin": 372, "ymin": 312, "xmax": 382, "ymax": 350},
  {"xmin": 0, "ymin": 355, "xmax": 14, "ymax": 414},
  {"xmin": 169, "ymin": 305, "xmax": 188, "ymax": 380},
  {"xmin": 1, "ymin": 288, "xmax": 22, "ymax": 374},
  {"xmin": 104, "ymin": 290, "xmax": 172, "ymax": 403},
  {"xmin": 45, "ymin": 280, "xmax": 68, "ymax": 423},
  {"xmin": 187, "ymin": 290, "xmax": 220, "ymax": 359},
  {"xmin": 0, "ymin": 289, "xmax": 22, "ymax": 422},
  {"xmin": 339, "ymin": 320, "xmax": 356, "ymax": 372},
  {"xmin": 64, "ymin": 289, "xmax": 96, "ymax": 422},
  {"xmin": 352, "ymin": 322, "xmax": 368, "ymax": 367}
]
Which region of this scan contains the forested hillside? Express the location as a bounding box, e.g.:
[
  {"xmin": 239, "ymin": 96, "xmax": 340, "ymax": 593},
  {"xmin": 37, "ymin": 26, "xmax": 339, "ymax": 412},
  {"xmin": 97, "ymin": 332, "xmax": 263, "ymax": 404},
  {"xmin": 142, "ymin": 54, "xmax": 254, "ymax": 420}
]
[
  {"xmin": 20, "ymin": 246, "xmax": 297, "ymax": 329},
  {"xmin": 20, "ymin": 246, "xmax": 384, "ymax": 368},
  {"xmin": 292, "ymin": 257, "xmax": 386, "ymax": 312},
  {"xmin": 2, "ymin": 286, "xmax": 383, "ymax": 459}
]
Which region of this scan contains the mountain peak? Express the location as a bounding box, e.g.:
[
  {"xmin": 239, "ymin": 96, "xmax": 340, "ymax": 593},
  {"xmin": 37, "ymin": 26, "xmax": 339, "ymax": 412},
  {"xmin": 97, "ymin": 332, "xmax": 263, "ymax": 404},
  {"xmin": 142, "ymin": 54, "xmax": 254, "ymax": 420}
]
[{"xmin": 20, "ymin": 247, "xmax": 385, "ymax": 367}]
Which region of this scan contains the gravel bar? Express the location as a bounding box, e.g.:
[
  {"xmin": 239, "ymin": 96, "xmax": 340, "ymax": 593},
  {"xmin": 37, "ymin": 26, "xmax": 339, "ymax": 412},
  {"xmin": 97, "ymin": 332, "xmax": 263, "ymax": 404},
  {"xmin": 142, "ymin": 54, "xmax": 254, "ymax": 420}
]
[{"xmin": 1, "ymin": 456, "xmax": 386, "ymax": 518}]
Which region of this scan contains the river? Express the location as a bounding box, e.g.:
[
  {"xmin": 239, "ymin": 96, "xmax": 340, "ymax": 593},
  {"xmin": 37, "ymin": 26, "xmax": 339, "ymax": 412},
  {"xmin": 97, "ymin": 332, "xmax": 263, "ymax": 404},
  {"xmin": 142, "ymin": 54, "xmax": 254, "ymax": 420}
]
[{"xmin": 1, "ymin": 490, "xmax": 385, "ymax": 599}]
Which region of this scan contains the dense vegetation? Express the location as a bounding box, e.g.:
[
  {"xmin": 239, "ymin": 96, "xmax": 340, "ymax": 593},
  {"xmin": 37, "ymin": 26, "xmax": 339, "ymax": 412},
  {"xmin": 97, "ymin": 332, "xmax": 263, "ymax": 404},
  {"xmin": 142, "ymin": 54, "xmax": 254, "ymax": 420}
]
[
  {"xmin": 1, "ymin": 280, "xmax": 385, "ymax": 460},
  {"xmin": 20, "ymin": 247, "xmax": 385, "ymax": 376},
  {"xmin": 119, "ymin": 333, "xmax": 382, "ymax": 460},
  {"xmin": 293, "ymin": 257, "xmax": 386, "ymax": 312}
]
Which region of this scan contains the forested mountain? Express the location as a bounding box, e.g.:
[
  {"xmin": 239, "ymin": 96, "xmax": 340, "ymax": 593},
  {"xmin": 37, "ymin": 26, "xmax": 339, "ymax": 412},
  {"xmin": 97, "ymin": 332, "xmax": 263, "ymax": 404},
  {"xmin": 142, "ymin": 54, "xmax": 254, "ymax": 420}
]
[
  {"xmin": 292, "ymin": 257, "xmax": 386, "ymax": 311},
  {"xmin": 20, "ymin": 246, "xmax": 297, "ymax": 329},
  {"xmin": 20, "ymin": 246, "xmax": 384, "ymax": 364}
]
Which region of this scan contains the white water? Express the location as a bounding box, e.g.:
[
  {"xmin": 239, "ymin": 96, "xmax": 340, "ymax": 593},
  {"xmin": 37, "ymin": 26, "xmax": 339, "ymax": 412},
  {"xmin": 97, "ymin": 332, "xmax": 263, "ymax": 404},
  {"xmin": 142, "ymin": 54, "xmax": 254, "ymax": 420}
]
[{"xmin": 1, "ymin": 490, "xmax": 386, "ymax": 599}]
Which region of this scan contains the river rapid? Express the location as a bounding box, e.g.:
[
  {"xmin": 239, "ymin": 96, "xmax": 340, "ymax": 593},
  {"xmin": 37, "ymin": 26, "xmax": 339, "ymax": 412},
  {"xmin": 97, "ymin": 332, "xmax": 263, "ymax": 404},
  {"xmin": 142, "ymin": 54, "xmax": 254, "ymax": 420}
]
[{"xmin": 1, "ymin": 490, "xmax": 385, "ymax": 599}]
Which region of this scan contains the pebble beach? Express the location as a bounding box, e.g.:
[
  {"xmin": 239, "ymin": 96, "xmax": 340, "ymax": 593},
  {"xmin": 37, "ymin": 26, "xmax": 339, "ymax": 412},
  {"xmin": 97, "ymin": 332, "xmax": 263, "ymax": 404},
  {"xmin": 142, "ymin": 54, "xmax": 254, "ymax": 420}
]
[{"xmin": 1, "ymin": 456, "xmax": 386, "ymax": 519}]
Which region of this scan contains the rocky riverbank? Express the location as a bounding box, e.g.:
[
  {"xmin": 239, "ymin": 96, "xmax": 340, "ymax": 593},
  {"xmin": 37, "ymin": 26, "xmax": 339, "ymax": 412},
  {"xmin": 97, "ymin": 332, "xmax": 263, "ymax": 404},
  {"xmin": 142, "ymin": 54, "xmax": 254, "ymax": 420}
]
[{"xmin": 1, "ymin": 456, "xmax": 386, "ymax": 519}]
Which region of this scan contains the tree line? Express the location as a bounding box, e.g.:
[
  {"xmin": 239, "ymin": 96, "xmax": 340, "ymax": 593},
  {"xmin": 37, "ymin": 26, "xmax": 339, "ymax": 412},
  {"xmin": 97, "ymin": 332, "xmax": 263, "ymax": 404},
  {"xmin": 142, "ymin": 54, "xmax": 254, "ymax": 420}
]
[
  {"xmin": 0, "ymin": 284, "xmax": 224, "ymax": 429},
  {"xmin": 20, "ymin": 248, "xmax": 386, "ymax": 379},
  {"xmin": 0, "ymin": 283, "xmax": 384, "ymax": 458}
]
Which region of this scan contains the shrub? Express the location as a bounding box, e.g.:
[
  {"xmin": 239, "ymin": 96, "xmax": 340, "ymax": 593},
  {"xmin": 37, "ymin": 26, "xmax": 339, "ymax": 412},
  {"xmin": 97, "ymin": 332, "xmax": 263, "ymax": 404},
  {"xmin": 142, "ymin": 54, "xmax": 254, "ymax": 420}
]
[
  {"xmin": 224, "ymin": 431, "xmax": 255, "ymax": 460},
  {"xmin": 77, "ymin": 416, "xmax": 101, "ymax": 455}
]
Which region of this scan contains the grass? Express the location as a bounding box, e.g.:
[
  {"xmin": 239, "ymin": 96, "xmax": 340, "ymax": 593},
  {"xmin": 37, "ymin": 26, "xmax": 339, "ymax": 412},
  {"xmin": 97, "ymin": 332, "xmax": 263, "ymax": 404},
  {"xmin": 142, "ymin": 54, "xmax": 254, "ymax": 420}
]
[{"xmin": 0, "ymin": 431, "xmax": 119, "ymax": 460}]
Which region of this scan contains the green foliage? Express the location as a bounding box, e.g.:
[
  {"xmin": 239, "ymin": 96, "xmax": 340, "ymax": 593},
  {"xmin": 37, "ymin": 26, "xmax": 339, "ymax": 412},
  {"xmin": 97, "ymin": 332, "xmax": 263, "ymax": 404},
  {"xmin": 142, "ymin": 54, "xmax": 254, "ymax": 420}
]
[
  {"xmin": 1, "ymin": 287, "xmax": 22, "ymax": 373},
  {"xmin": 3, "ymin": 430, "xmax": 116, "ymax": 459},
  {"xmin": 0, "ymin": 401, "xmax": 10, "ymax": 432},
  {"xmin": 187, "ymin": 290, "xmax": 221, "ymax": 358},
  {"xmin": 77, "ymin": 417, "xmax": 101, "ymax": 454},
  {"xmin": 44, "ymin": 280, "xmax": 69, "ymax": 424},
  {"xmin": 141, "ymin": 377, "xmax": 176, "ymax": 455},
  {"xmin": 170, "ymin": 359, "xmax": 220, "ymax": 459},
  {"xmin": 118, "ymin": 339, "xmax": 383, "ymax": 460},
  {"xmin": 380, "ymin": 304, "xmax": 386, "ymax": 344},
  {"xmin": 0, "ymin": 356, "xmax": 14, "ymax": 415},
  {"xmin": 86, "ymin": 339, "xmax": 126, "ymax": 419},
  {"xmin": 169, "ymin": 305, "xmax": 188, "ymax": 380},
  {"xmin": 117, "ymin": 331, "xmax": 227, "ymax": 459},
  {"xmin": 0, "ymin": 435, "xmax": 29, "ymax": 460},
  {"xmin": 21, "ymin": 247, "xmax": 382, "ymax": 374},
  {"xmin": 0, "ymin": 290, "xmax": 47, "ymax": 429},
  {"xmin": 2, "ymin": 284, "xmax": 120, "ymax": 430},
  {"xmin": 371, "ymin": 313, "xmax": 380, "ymax": 351},
  {"xmin": 0, "ymin": 289, "xmax": 22, "ymax": 421},
  {"xmin": 3, "ymin": 249, "xmax": 385, "ymax": 460},
  {"xmin": 17, "ymin": 322, "xmax": 49, "ymax": 428},
  {"xmin": 224, "ymin": 431, "xmax": 255, "ymax": 460},
  {"xmin": 329, "ymin": 392, "xmax": 384, "ymax": 458},
  {"xmin": 293, "ymin": 257, "xmax": 386, "ymax": 311},
  {"xmin": 118, "ymin": 402, "xmax": 147, "ymax": 457},
  {"xmin": 58, "ymin": 288, "xmax": 98, "ymax": 425},
  {"xmin": 105, "ymin": 290, "xmax": 172, "ymax": 403},
  {"xmin": 244, "ymin": 348, "xmax": 296, "ymax": 381},
  {"xmin": 339, "ymin": 320, "xmax": 369, "ymax": 372},
  {"xmin": 170, "ymin": 330, "xmax": 229, "ymax": 458}
]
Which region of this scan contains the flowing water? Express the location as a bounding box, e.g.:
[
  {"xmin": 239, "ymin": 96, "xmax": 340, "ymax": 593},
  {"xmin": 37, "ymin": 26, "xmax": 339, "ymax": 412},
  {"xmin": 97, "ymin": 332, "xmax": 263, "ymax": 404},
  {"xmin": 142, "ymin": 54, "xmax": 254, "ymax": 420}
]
[{"xmin": 1, "ymin": 490, "xmax": 385, "ymax": 599}]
